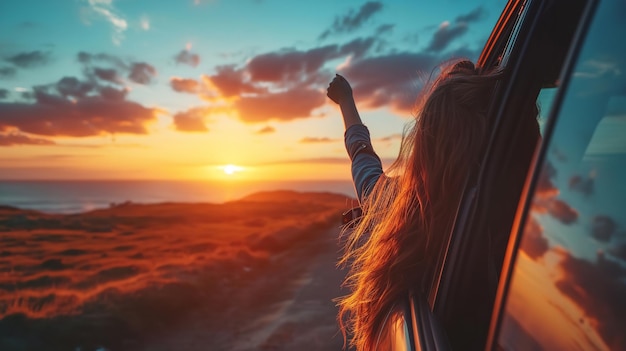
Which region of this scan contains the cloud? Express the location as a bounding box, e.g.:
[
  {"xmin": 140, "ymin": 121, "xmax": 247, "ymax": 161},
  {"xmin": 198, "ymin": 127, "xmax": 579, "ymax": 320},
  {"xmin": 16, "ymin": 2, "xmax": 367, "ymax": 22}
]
[
  {"xmin": 192, "ymin": 37, "xmax": 438, "ymax": 124},
  {"xmin": 93, "ymin": 67, "xmax": 121, "ymax": 83},
  {"xmin": 0, "ymin": 132, "xmax": 55, "ymax": 146},
  {"xmin": 0, "ymin": 95, "xmax": 160, "ymax": 137},
  {"xmin": 426, "ymin": 7, "xmax": 486, "ymax": 53},
  {"xmin": 427, "ymin": 21, "xmax": 469, "ymax": 53},
  {"xmin": 170, "ymin": 77, "xmax": 200, "ymax": 94},
  {"xmin": 592, "ymin": 215, "xmax": 617, "ymax": 242},
  {"xmin": 299, "ymin": 137, "xmax": 337, "ymax": 143},
  {"xmin": 247, "ymin": 46, "xmax": 339, "ymax": 83},
  {"xmin": 555, "ymin": 250, "xmax": 626, "ymax": 349},
  {"xmin": 0, "ymin": 74, "xmax": 161, "ymax": 137},
  {"xmin": 235, "ymin": 86, "xmax": 325, "ymax": 123},
  {"xmin": 128, "ymin": 62, "xmax": 156, "ymax": 84},
  {"xmin": 4, "ymin": 51, "xmax": 51, "ymax": 68},
  {"xmin": 569, "ymin": 172, "xmax": 595, "ymax": 196},
  {"xmin": 339, "ymin": 51, "xmax": 437, "ymax": 112},
  {"xmin": 0, "ymin": 89, "xmax": 9, "ymax": 99},
  {"xmin": 77, "ymin": 52, "xmax": 157, "ymax": 86},
  {"xmin": 376, "ymin": 24, "xmax": 394, "ymax": 36},
  {"xmin": 255, "ymin": 126, "xmax": 275, "ymax": 135},
  {"xmin": 56, "ymin": 76, "xmax": 96, "ymax": 98},
  {"xmin": 0, "ymin": 67, "xmax": 17, "ymax": 78},
  {"xmin": 82, "ymin": 0, "xmax": 128, "ymax": 45},
  {"xmin": 319, "ymin": 1, "xmax": 384, "ymax": 39},
  {"xmin": 531, "ymin": 159, "xmax": 579, "ymax": 225},
  {"xmin": 520, "ymin": 216, "xmax": 549, "ymax": 260},
  {"xmin": 455, "ymin": 6, "xmax": 487, "ymax": 24},
  {"xmin": 547, "ymin": 199, "xmax": 578, "ymax": 225},
  {"xmin": 204, "ymin": 65, "xmax": 262, "ymax": 97},
  {"xmin": 175, "ymin": 49, "xmax": 200, "ymax": 67},
  {"xmin": 77, "ymin": 51, "xmax": 125, "ymax": 68},
  {"xmin": 608, "ymin": 242, "xmax": 626, "ymax": 261},
  {"xmin": 172, "ymin": 107, "xmax": 212, "ymax": 132}
]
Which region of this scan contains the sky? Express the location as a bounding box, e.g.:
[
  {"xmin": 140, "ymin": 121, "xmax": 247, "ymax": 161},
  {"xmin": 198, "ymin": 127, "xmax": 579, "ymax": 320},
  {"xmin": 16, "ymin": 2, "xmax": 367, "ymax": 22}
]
[{"xmin": 0, "ymin": 0, "xmax": 507, "ymax": 181}]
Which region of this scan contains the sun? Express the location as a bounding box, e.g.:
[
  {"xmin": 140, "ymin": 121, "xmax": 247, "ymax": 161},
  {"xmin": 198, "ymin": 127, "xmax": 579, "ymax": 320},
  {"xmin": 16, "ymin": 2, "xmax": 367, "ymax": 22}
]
[{"xmin": 221, "ymin": 164, "xmax": 244, "ymax": 175}]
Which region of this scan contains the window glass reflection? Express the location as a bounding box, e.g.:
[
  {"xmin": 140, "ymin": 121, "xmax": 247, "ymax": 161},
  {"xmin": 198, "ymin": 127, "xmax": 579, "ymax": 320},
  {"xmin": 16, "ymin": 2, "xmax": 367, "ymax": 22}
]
[{"xmin": 498, "ymin": 0, "xmax": 626, "ymax": 350}]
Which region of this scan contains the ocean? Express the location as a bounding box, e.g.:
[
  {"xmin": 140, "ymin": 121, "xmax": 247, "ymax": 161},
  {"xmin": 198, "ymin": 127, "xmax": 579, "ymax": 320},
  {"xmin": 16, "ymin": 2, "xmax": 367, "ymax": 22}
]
[{"xmin": 0, "ymin": 180, "xmax": 356, "ymax": 214}]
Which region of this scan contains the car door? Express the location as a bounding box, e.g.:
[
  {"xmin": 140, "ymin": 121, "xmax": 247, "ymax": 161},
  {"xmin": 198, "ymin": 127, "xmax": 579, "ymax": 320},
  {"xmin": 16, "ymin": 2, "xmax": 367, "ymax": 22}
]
[
  {"xmin": 383, "ymin": 0, "xmax": 598, "ymax": 350},
  {"xmin": 487, "ymin": 0, "xmax": 626, "ymax": 349},
  {"xmin": 432, "ymin": 0, "xmax": 594, "ymax": 349}
]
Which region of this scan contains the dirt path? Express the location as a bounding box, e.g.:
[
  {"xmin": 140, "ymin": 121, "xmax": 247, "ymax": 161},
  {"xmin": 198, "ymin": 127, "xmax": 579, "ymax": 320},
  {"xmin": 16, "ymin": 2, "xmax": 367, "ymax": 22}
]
[{"xmin": 230, "ymin": 225, "xmax": 348, "ymax": 351}]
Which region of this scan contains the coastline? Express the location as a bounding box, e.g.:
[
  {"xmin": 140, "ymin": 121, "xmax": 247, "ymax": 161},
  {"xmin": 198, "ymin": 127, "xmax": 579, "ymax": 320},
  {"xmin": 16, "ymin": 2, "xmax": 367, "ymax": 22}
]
[{"xmin": 0, "ymin": 179, "xmax": 356, "ymax": 214}]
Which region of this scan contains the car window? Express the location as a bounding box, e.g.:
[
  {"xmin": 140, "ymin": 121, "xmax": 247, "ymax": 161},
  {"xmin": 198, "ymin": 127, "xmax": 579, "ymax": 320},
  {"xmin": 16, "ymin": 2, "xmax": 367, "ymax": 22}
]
[{"xmin": 496, "ymin": 0, "xmax": 626, "ymax": 349}]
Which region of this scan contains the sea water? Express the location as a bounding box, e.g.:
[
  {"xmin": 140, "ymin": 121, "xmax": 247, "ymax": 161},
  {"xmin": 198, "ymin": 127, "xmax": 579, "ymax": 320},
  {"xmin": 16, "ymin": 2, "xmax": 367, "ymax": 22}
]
[{"xmin": 0, "ymin": 180, "xmax": 355, "ymax": 214}]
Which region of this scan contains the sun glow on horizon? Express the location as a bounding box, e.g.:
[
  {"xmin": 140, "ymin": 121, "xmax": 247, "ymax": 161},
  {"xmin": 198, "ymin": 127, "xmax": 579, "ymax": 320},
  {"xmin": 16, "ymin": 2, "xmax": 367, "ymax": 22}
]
[{"xmin": 221, "ymin": 164, "xmax": 244, "ymax": 175}]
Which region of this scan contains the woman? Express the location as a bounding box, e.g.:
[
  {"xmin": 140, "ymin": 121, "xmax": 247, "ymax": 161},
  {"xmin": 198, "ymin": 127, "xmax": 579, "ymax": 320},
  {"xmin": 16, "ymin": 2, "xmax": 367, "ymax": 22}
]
[{"xmin": 327, "ymin": 60, "xmax": 503, "ymax": 350}]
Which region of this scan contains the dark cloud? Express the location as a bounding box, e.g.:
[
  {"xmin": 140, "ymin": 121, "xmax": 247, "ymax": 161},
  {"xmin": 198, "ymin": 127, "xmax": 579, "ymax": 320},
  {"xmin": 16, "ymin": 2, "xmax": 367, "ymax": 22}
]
[
  {"xmin": 99, "ymin": 86, "xmax": 128, "ymax": 101},
  {"xmin": 547, "ymin": 199, "xmax": 578, "ymax": 225},
  {"xmin": 592, "ymin": 215, "xmax": 617, "ymax": 242},
  {"xmin": 0, "ymin": 97, "xmax": 159, "ymax": 137},
  {"xmin": 608, "ymin": 242, "xmax": 626, "ymax": 261},
  {"xmin": 0, "ymin": 89, "xmax": 9, "ymax": 99},
  {"xmin": 426, "ymin": 7, "xmax": 486, "ymax": 53},
  {"xmin": 128, "ymin": 62, "xmax": 156, "ymax": 84},
  {"xmin": 320, "ymin": 1, "xmax": 384, "ymax": 39},
  {"xmin": 427, "ymin": 22, "xmax": 469, "ymax": 53},
  {"xmin": 340, "ymin": 52, "xmax": 437, "ymax": 112},
  {"xmin": 240, "ymin": 39, "xmax": 376, "ymax": 85},
  {"xmin": 247, "ymin": 45, "xmax": 340, "ymax": 83},
  {"xmin": 455, "ymin": 6, "xmax": 487, "ymax": 23},
  {"xmin": 174, "ymin": 49, "xmax": 200, "ymax": 67},
  {"xmin": 299, "ymin": 137, "xmax": 337, "ymax": 143},
  {"xmin": 93, "ymin": 67, "xmax": 121, "ymax": 83},
  {"xmin": 78, "ymin": 52, "xmax": 156, "ymax": 86},
  {"xmin": 0, "ymin": 71, "xmax": 160, "ymax": 137},
  {"xmin": 339, "ymin": 37, "xmax": 377, "ymax": 60},
  {"xmin": 520, "ymin": 216, "xmax": 549, "ymax": 260},
  {"xmin": 0, "ymin": 132, "xmax": 55, "ymax": 146},
  {"xmin": 0, "ymin": 67, "xmax": 17, "ymax": 78},
  {"xmin": 172, "ymin": 107, "xmax": 210, "ymax": 132},
  {"xmin": 555, "ymin": 251, "xmax": 626, "ymax": 349},
  {"xmin": 77, "ymin": 52, "xmax": 126, "ymax": 69},
  {"xmin": 569, "ymin": 173, "xmax": 594, "ymax": 196},
  {"xmin": 376, "ymin": 24, "xmax": 394, "ymax": 36},
  {"xmin": 56, "ymin": 77, "xmax": 95, "ymax": 98},
  {"xmin": 196, "ymin": 36, "xmax": 438, "ymax": 124},
  {"xmin": 170, "ymin": 77, "xmax": 200, "ymax": 94},
  {"xmin": 5, "ymin": 51, "xmax": 51, "ymax": 68},
  {"xmin": 256, "ymin": 126, "xmax": 275, "ymax": 134}
]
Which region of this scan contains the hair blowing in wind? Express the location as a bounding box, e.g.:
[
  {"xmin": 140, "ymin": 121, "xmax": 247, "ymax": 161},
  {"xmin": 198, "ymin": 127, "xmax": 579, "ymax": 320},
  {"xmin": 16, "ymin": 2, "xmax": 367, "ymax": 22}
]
[{"xmin": 333, "ymin": 60, "xmax": 501, "ymax": 350}]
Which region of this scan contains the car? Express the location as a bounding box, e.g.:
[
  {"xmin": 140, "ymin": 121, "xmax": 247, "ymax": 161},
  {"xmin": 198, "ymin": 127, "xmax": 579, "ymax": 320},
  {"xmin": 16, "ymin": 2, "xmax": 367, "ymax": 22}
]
[{"xmin": 380, "ymin": 0, "xmax": 626, "ymax": 349}]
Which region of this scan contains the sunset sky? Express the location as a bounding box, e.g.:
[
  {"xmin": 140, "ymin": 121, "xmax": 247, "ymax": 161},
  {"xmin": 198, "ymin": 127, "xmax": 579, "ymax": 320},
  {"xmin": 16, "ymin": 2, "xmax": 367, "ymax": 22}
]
[{"xmin": 0, "ymin": 0, "xmax": 506, "ymax": 181}]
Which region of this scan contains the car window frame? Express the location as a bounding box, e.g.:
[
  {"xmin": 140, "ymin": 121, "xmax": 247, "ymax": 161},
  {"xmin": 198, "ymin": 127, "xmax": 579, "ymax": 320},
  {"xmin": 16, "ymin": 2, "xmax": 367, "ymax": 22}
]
[
  {"xmin": 431, "ymin": 0, "xmax": 595, "ymax": 349},
  {"xmin": 485, "ymin": 0, "xmax": 601, "ymax": 348}
]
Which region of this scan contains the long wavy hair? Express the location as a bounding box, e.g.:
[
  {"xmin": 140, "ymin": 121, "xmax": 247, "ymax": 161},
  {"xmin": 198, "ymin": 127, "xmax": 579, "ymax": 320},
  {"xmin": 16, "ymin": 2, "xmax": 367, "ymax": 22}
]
[{"xmin": 337, "ymin": 60, "xmax": 502, "ymax": 350}]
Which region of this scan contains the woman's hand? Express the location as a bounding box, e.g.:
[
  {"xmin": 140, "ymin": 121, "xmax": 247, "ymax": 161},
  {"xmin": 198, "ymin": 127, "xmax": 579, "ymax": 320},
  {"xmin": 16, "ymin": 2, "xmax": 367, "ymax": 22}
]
[
  {"xmin": 327, "ymin": 74, "xmax": 362, "ymax": 129},
  {"xmin": 327, "ymin": 74, "xmax": 353, "ymax": 105}
]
